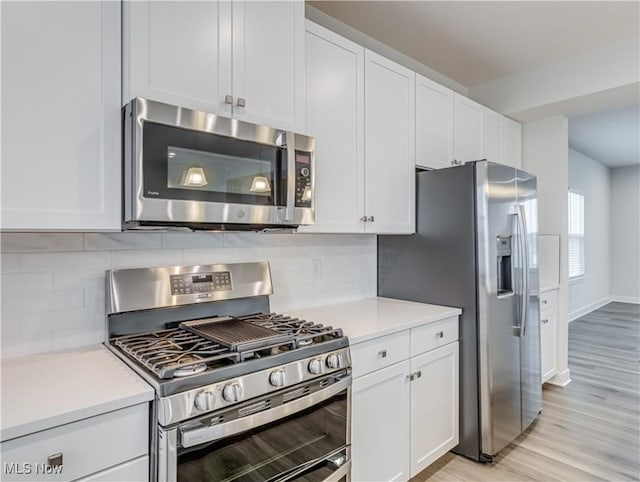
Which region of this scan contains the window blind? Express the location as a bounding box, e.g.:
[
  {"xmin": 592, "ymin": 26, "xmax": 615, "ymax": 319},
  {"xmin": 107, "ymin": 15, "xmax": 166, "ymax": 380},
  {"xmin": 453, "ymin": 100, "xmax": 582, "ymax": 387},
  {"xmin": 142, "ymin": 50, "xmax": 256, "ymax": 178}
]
[{"xmin": 568, "ymin": 190, "xmax": 585, "ymax": 278}]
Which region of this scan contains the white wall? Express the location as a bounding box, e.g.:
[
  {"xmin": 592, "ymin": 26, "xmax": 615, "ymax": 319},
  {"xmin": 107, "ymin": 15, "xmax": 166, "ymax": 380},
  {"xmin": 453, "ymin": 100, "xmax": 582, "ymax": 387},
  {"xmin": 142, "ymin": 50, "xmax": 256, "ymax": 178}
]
[
  {"xmin": 567, "ymin": 148, "xmax": 611, "ymax": 319},
  {"xmin": 610, "ymin": 165, "xmax": 640, "ymax": 302},
  {"xmin": 0, "ymin": 232, "xmax": 377, "ymax": 358},
  {"xmin": 522, "ymin": 115, "xmax": 571, "ymax": 386}
]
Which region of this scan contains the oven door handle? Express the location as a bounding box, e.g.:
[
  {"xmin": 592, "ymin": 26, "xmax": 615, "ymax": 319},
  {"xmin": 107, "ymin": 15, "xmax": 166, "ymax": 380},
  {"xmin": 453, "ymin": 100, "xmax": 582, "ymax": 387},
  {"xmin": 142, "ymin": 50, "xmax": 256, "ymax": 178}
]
[
  {"xmin": 267, "ymin": 447, "xmax": 350, "ymax": 482},
  {"xmin": 180, "ymin": 376, "xmax": 351, "ymax": 448}
]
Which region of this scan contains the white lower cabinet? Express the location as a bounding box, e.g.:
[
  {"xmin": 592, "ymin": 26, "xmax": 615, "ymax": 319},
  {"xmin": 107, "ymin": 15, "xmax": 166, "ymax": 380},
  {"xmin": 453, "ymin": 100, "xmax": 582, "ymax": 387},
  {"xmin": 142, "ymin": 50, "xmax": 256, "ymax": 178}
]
[
  {"xmin": 351, "ymin": 322, "xmax": 459, "ymax": 482},
  {"xmin": 540, "ymin": 288, "xmax": 559, "ymax": 383},
  {"xmin": 352, "ymin": 360, "xmax": 411, "ymax": 482},
  {"xmin": 0, "ymin": 404, "xmax": 149, "ymax": 482}
]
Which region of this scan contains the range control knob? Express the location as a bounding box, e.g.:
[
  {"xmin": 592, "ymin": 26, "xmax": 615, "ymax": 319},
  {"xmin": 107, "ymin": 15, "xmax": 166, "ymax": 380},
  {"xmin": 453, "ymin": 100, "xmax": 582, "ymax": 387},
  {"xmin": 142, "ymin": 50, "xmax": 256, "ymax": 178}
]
[
  {"xmin": 308, "ymin": 358, "xmax": 324, "ymax": 375},
  {"xmin": 222, "ymin": 382, "xmax": 243, "ymax": 402},
  {"xmin": 194, "ymin": 390, "xmax": 215, "ymax": 411},
  {"xmin": 269, "ymin": 369, "xmax": 286, "ymax": 387},
  {"xmin": 300, "ymin": 167, "xmax": 310, "ymax": 178},
  {"xmin": 326, "ymin": 353, "xmax": 342, "ymax": 369}
]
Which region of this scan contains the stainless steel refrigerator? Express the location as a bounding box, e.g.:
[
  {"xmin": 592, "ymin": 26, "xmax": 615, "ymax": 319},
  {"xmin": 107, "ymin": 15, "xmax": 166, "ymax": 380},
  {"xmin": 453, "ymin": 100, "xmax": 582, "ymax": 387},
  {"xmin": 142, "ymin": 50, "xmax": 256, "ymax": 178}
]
[{"xmin": 378, "ymin": 160, "xmax": 542, "ymax": 462}]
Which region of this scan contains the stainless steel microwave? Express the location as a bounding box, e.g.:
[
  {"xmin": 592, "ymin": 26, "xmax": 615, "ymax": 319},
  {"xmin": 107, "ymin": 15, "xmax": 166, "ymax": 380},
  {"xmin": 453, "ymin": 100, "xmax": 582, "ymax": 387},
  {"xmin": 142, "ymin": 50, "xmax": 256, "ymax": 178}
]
[{"xmin": 123, "ymin": 98, "xmax": 315, "ymax": 230}]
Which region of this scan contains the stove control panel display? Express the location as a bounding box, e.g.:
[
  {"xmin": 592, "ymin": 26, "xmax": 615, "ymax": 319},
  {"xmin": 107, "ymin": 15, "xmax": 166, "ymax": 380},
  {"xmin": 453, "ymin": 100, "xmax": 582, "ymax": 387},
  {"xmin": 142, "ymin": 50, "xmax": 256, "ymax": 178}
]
[{"xmin": 170, "ymin": 271, "xmax": 232, "ymax": 295}]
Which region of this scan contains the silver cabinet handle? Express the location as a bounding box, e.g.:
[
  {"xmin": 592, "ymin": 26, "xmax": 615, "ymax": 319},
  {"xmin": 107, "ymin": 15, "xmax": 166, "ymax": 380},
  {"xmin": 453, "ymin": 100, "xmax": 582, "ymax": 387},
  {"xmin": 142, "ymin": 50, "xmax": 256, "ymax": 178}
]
[
  {"xmin": 367, "ymin": 216, "xmax": 375, "ymax": 222},
  {"xmin": 360, "ymin": 216, "xmax": 368, "ymax": 222},
  {"xmin": 541, "ymin": 318, "xmax": 548, "ymax": 324},
  {"xmin": 236, "ymin": 97, "xmax": 246, "ymax": 107},
  {"xmin": 435, "ymin": 331, "xmax": 444, "ymax": 339},
  {"xmin": 224, "ymin": 95, "xmax": 233, "ymax": 105},
  {"xmin": 47, "ymin": 453, "xmax": 63, "ymax": 467},
  {"xmin": 378, "ymin": 350, "xmax": 387, "ymax": 358},
  {"xmin": 408, "ymin": 371, "xmax": 422, "ymax": 381},
  {"xmin": 542, "ymin": 300, "xmax": 548, "ymax": 305}
]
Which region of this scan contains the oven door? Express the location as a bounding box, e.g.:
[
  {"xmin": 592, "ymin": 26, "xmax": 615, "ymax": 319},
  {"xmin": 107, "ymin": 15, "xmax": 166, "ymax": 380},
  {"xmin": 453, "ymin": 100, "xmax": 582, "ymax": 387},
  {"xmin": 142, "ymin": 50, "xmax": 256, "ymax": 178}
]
[
  {"xmin": 124, "ymin": 98, "xmax": 314, "ymax": 229},
  {"xmin": 158, "ymin": 373, "xmax": 351, "ymax": 482}
]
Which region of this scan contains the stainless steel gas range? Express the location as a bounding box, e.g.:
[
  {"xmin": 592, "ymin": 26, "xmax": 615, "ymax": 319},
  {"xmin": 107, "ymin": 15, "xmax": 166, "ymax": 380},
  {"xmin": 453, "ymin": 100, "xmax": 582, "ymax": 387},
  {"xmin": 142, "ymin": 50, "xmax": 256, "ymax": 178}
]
[{"xmin": 105, "ymin": 262, "xmax": 352, "ymax": 482}]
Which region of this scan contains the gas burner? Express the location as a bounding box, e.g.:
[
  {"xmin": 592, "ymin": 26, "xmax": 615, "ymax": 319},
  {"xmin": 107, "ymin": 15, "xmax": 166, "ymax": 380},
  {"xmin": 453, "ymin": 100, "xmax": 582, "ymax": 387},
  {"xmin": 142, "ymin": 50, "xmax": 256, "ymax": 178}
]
[{"xmin": 174, "ymin": 361, "xmax": 207, "ymax": 377}]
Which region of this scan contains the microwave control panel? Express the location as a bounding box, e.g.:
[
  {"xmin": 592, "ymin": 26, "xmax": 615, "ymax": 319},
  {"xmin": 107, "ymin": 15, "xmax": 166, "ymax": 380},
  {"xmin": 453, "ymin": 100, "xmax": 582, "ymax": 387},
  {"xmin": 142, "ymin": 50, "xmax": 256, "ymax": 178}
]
[
  {"xmin": 170, "ymin": 271, "xmax": 232, "ymax": 296},
  {"xmin": 295, "ymin": 151, "xmax": 312, "ymax": 207}
]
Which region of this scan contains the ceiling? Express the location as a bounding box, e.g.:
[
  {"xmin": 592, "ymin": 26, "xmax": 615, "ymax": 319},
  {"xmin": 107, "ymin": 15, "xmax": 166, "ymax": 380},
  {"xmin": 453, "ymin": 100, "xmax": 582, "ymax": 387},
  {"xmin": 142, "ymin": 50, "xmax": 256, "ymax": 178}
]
[
  {"xmin": 569, "ymin": 105, "xmax": 640, "ymax": 168},
  {"xmin": 308, "ymin": 1, "xmax": 640, "ymax": 88}
]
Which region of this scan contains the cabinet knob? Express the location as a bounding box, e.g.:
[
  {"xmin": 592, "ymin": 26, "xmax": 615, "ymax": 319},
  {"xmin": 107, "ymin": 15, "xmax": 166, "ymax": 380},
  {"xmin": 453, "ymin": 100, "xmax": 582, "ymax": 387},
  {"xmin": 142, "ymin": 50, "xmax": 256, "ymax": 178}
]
[
  {"xmin": 542, "ymin": 300, "xmax": 548, "ymax": 304},
  {"xmin": 225, "ymin": 95, "xmax": 233, "ymax": 105},
  {"xmin": 435, "ymin": 331, "xmax": 444, "ymax": 339},
  {"xmin": 361, "ymin": 216, "xmax": 368, "ymax": 222},
  {"xmin": 378, "ymin": 350, "xmax": 387, "ymax": 358},
  {"xmin": 541, "ymin": 319, "xmax": 548, "ymax": 324},
  {"xmin": 367, "ymin": 216, "xmax": 375, "ymax": 222},
  {"xmin": 236, "ymin": 97, "xmax": 246, "ymax": 107},
  {"xmin": 47, "ymin": 453, "xmax": 63, "ymax": 467}
]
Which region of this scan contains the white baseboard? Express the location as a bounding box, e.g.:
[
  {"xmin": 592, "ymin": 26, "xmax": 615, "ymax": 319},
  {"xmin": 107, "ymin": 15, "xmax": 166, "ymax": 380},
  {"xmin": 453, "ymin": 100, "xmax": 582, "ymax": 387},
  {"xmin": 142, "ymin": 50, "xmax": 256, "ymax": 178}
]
[
  {"xmin": 568, "ymin": 296, "xmax": 612, "ymax": 322},
  {"xmin": 546, "ymin": 369, "xmax": 571, "ymax": 387},
  {"xmin": 610, "ymin": 295, "xmax": 640, "ymax": 304}
]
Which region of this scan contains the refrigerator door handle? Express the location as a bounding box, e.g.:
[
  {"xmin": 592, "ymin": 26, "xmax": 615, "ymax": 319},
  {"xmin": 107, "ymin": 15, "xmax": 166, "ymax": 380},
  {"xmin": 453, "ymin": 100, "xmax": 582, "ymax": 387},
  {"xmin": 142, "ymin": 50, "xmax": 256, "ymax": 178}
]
[{"xmin": 516, "ymin": 204, "xmax": 530, "ymax": 337}]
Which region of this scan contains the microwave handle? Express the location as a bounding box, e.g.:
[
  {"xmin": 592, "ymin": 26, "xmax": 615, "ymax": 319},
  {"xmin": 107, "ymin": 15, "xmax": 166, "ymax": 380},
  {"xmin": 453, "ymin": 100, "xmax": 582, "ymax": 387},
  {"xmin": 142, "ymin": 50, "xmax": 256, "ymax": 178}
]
[{"xmin": 282, "ymin": 131, "xmax": 296, "ymax": 223}]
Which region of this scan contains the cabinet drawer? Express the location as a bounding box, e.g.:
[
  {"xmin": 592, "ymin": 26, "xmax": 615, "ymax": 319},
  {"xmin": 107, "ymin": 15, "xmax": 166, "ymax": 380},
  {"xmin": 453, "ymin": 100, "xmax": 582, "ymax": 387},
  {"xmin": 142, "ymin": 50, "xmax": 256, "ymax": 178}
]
[
  {"xmin": 1, "ymin": 404, "xmax": 148, "ymax": 482},
  {"xmin": 351, "ymin": 330, "xmax": 410, "ymax": 378},
  {"xmin": 540, "ymin": 290, "xmax": 557, "ymax": 310},
  {"xmin": 410, "ymin": 316, "xmax": 458, "ymax": 357}
]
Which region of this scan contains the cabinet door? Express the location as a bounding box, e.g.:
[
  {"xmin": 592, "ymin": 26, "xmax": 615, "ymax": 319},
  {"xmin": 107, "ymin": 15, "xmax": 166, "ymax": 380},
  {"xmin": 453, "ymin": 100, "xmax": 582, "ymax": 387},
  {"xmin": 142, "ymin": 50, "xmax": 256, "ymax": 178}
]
[
  {"xmin": 123, "ymin": 0, "xmax": 232, "ymax": 115},
  {"xmin": 1, "ymin": 1, "xmax": 121, "ymax": 231},
  {"xmin": 454, "ymin": 94, "xmax": 484, "ymax": 163},
  {"xmin": 540, "ymin": 309, "xmax": 557, "ymax": 382},
  {"xmin": 364, "ymin": 50, "xmax": 415, "ymax": 234},
  {"xmin": 483, "ymin": 109, "xmax": 504, "ymax": 165},
  {"xmin": 410, "ymin": 342, "xmax": 459, "ymax": 477},
  {"xmin": 231, "ymin": 1, "xmax": 304, "ymax": 131},
  {"xmin": 503, "ymin": 117, "xmax": 522, "ymax": 169},
  {"xmin": 352, "ymin": 361, "xmax": 411, "ymax": 482},
  {"xmin": 298, "ymin": 22, "xmax": 364, "ymax": 233},
  {"xmin": 415, "ymin": 74, "xmax": 454, "ymax": 169}
]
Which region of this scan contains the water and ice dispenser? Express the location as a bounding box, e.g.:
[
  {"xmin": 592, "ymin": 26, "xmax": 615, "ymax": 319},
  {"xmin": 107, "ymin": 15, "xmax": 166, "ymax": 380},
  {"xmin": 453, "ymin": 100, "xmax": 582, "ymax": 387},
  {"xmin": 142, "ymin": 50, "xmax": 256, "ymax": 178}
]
[{"xmin": 496, "ymin": 235, "xmax": 513, "ymax": 296}]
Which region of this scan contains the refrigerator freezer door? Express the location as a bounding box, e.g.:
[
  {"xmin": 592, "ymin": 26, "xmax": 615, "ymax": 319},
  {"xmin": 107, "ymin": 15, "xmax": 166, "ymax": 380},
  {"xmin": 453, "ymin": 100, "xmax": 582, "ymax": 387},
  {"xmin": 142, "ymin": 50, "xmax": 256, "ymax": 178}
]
[
  {"xmin": 476, "ymin": 161, "xmax": 522, "ymax": 457},
  {"xmin": 517, "ymin": 169, "xmax": 543, "ymax": 430}
]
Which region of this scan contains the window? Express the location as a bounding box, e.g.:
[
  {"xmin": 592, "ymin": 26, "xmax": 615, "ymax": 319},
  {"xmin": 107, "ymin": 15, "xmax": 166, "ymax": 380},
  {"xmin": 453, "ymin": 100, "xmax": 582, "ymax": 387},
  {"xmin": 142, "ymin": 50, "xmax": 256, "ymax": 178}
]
[{"xmin": 568, "ymin": 190, "xmax": 585, "ymax": 279}]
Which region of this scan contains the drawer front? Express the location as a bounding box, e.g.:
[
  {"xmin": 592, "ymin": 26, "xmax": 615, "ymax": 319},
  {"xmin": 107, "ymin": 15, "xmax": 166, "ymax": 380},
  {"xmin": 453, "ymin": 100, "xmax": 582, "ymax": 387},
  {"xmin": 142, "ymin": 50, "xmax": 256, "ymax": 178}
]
[
  {"xmin": 539, "ymin": 290, "xmax": 558, "ymax": 310},
  {"xmin": 351, "ymin": 330, "xmax": 410, "ymax": 378},
  {"xmin": 1, "ymin": 404, "xmax": 148, "ymax": 482},
  {"xmin": 77, "ymin": 456, "xmax": 148, "ymax": 482},
  {"xmin": 410, "ymin": 316, "xmax": 459, "ymax": 357}
]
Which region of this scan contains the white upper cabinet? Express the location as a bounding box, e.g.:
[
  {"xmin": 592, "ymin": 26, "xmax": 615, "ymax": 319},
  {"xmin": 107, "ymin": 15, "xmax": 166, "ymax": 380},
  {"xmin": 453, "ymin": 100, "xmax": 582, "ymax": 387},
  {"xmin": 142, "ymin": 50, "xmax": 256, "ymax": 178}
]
[
  {"xmin": 503, "ymin": 117, "xmax": 523, "ymax": 169},
  {"xmin": 300, "ymin": 27, "xmax": 414, "ymax": 234},
  {"xmin": 123, "ymin": 0, "xmax": 304, "ymax": 131},
  {"xmin": 454, "ymin": 94, "xmax": 484, "ymax": 164},
  {"xmin": 483, "ymin": 108, "xmax": 504, "ymax": 165},
  {"xmin": 1, "ymin": 1, "xmax": 121, "ymax": 231},
  {"xmin": 123, "ymin": 1, "xmax": 232, "ymax": 117},
  {"xmin": 298, "ymin": 22, "xmax": 365, "ymax": 233},
  {"xmin": 364, "ymin": 50, "xmax": 416, "ymax": 234},
  {"xmin": 415, "ymin": 74, "xmax": 455, "ymax": 170}
]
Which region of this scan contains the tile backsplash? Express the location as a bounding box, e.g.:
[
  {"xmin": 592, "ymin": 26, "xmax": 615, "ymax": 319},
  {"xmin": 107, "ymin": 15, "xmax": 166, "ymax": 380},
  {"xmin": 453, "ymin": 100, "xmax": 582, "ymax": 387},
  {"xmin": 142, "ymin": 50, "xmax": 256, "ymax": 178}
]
[{"xmin": 1, "ymin": 232, "xmax": 377, "ymax": 358}]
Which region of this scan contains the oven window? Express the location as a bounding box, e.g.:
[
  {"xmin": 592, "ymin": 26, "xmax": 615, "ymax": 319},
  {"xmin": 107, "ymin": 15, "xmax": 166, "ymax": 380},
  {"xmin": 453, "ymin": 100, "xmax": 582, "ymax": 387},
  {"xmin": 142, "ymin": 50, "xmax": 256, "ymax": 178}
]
[
  {"xmin": 177, "ymin": 390, "xmax": 348, "ymax": 482},
  {"xmin": 143, "ymin": 122, "xmax": 286, "ymax": 206}
]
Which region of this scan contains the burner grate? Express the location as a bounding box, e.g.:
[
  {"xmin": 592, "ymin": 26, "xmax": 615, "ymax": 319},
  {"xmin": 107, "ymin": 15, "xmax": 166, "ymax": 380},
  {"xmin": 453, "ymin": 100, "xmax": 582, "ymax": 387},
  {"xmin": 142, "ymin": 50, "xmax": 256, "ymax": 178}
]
[
  {"xmin": 180, "ymin": 316, "xmax": 295, "ymax": 352},
  {"xmin": 113, "ymin": 329, "xmax": 240, "ymax": 379}
]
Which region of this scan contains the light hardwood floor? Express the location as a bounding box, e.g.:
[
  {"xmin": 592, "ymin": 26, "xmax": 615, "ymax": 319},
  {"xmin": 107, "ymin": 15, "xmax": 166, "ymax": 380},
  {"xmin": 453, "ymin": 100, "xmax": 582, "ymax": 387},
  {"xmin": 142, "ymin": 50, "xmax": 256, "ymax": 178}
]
[{"xmin": 413, "ymin": 302, "xmax": 640, "ymax": 482}]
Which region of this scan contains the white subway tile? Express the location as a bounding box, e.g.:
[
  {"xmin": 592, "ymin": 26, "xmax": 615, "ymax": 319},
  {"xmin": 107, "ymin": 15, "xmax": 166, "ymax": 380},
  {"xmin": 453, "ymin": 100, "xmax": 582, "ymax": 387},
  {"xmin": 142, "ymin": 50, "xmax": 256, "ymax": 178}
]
[
  {"xmin": 84, "ymin": 287, "xmax": 105, "ymax": 309},
  {"xmin": 84, "ymin": 232, "xmax": 162, "ymax": 251},
  {"xmin": 52, "ymin": 326, "xmax": 105, "ymax": 351},
  {"xmin": 1, "ymin": 309, "xmax": 99, "ymax": 337},
  {"xmin": 1, "ymin": 254, "xmax": 19, "ymax": 273},
  {"xmin": 111, "ymin": 249, "xmax": 184, "ymax": 269},
  {"xmin": 1, "ymin": 272, "xmax": 54, "ymax": 293},
  {"xmin": 2, "ymin": 289, "xmax": 84, "ymax": 315},
  {"xmin": 162, "ymin": 232, "xmax": 224, "ymax": 249},
  {"xmin": 54, "ymin": 270, "xmax": 105, "ymax": 290},
  {"xmin": 0, "ymin": 233, "xmax": 84, "ymax": 252},
  {"xmin": 19, "ymin": 251, "xmax": 112, "ymax": 272},
  {"xmin": 1, "ymin": 333, "xmax": 53, "ymax": 359}
]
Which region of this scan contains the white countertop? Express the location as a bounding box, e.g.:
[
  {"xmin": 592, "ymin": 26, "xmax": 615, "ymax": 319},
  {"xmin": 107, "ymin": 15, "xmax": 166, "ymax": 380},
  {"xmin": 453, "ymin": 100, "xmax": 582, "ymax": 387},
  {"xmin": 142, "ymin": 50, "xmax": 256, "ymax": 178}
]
[
  {"xmin": 1, "ymin": 345, "xmax": 154, "ymax": 442},
  {"xmin": 540, "ymin": 284, "xmax": 560, "ymax": 293},
  {"xmin": 288, "ymin": 297, "xmax": 461, "ymax": 344}
]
